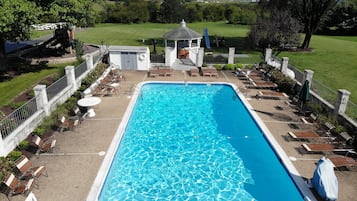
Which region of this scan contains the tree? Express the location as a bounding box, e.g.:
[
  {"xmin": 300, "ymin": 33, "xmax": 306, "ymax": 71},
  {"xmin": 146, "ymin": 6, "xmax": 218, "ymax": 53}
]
[
  {"xmin": 0, "ymin": 0, "xmax": 40, "ymax": 57},
  {"xmin": 248, "ymin": 11, "xmax": 302, "ymax": 53},
  {"xmin": 148, "ymin": 0, "xmax": 161, "ymax": 22},
  {"xmin": 47, "ymin": 0, "xmax": 96, "ymax": 27},
  {"xmin": 289, "ymin": 0, "xmax": 339, "ymax": 49},
  {"xmin": 258, "ymin": 0, "xmax": 338, "ymax": 49},
  {"xmin": 319, "ymin": 1, "xmax": 357, "ymax": 35},
  {"xmin": 159, "ymin": 0, "xmax": 184, "ymax": 23}
]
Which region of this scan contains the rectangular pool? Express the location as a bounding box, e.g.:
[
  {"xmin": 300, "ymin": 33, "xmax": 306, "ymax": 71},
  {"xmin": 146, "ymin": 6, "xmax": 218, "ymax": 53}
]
[{"xmin": 87, "ymin": 82, "xmax": 314, "ymax": 201}]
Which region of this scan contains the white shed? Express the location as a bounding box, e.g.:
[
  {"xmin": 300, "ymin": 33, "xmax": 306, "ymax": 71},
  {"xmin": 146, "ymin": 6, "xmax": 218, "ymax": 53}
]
[{"xmin": 108, "ymin": 46, "xmax": 150, "ymax": 70}]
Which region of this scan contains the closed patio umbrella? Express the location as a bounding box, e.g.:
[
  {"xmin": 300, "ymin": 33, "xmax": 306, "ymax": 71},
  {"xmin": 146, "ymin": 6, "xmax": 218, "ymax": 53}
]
[
  {"xmin": 311, "ymin": 157, "xmax": 338, "ymax": 201},
  {"xmin": 298, "ymin": 80, "xmax": 310, "ymax": 109}
]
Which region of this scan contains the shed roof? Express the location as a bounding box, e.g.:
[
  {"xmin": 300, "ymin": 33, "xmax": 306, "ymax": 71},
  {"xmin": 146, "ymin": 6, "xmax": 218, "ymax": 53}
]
[
  {"xmin": 108, "ymin": 45, "xmax": 149, "ymax": 53},
  {"xmin": 163, "ymin": 20, "xmax": 202, "ymax": 40}
]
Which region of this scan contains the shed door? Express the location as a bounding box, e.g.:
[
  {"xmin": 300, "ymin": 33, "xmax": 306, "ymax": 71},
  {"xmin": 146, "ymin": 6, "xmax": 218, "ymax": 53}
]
[{"xmin": 121, "ymin": 52, "xmax": 137, "ymax": 70}]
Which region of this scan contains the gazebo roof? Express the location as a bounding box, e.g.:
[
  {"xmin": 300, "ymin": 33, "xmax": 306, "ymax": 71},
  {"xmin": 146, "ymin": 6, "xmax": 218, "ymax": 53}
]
[{"xmin": 163, "ymin": 20, "xmax": 202, "ymax": 40}]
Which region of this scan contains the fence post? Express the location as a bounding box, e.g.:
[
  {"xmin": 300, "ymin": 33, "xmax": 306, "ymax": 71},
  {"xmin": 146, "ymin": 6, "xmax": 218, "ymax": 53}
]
[
  {"xmin": 303, "ymin": 69, "xmax": 314, "ymax": 84},
  {"xmin": 86, "ymin": 54, "xmax": 94, "ymax": 70},
  {"xmin": 65, "ymin": 66, "xmax": 76, "ymax": 93},
  {"xmin": 264, "ymin": 48, "xmax": 272, "ymax": 62},
  {"xmin": 228, "ymin": 47, "xmax": 235, "ymax": 64},
  {"xmin": 334, "ymin": 89, "xmax": 351, "ymax": 116},
  {"xmin": 196, "ymin": 48, "xmax": 204, "ymax": 67},
  {"xmin": 33, "ymin": 84, "xmax": 50, "ymax": 116},
  {"xmin": 281, "ymin": 57, "xmax": 289, "ymax": 74}
]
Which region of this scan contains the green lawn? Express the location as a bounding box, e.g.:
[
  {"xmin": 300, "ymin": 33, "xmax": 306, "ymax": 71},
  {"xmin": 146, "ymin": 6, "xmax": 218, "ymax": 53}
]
[
  {"xmin": 3, "ymin": 22, "xmax": 356, "ymax": 113},
  {"xmin": 75, "ymin": 22, "xmax": 251, "ymax": 54},
  {"xmin": 0, "ymin": 68, "xmax": 62, "ymax": 106},
  {"xmin": 280, "ymin": 35, "xmax": 357, "ymax": 104}
]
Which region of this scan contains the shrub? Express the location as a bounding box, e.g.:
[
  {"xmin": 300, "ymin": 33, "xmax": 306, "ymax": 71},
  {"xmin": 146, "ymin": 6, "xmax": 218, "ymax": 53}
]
[
  {"xmin": 0, "ymin": 157, "xmax": 13, "ymax": 180},
  {"xmin": 269, "ymin": 70, "xmax": 296, "ymax": 95},
  {"xmin": 27, "ymin": 90, "xmax": 35, "ymax": 98},
  {"xmin": 235, "ymin": 63, "xmax": 245, "ymax": 69},
  {"xmin": 7, "ymin": 151, "xmax": 22, "ymax": 162},
  {"xmin": 74, "ymin": 39, "xmax": 84, "ymax": 62},
  {"xmin": 8, "ymin": 101, "xmax": 26, "ymax": 110},
  {"xmin": 213, "ymin": 64, "xmax": 223, "ymax": 70},
  {"xmin": 18, "ymin": 140, "xmax": 30, "ymax": 150},
  {"xmin": 62, "ymin": 96, "xmax": 77, "ymax": 111},
  {"xmin": 224, "ymin": 64, "xmax": 235, "ymax": 70},
  {"xmin": 33, "ymin": 127, "xmax": 46, "ymax": 137}
]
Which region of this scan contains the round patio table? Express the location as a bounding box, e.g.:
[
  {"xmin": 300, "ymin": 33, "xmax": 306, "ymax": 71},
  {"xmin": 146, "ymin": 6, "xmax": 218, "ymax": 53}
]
[{"xmin": 77, "ymin": 97, "xmax": 101, "ymax": 117}]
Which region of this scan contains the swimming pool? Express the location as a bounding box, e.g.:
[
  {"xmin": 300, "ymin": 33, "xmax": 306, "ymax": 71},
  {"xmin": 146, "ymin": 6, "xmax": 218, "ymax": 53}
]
[{"xmin": 87, "ymin": 82, "xmax": 315, "ymax": 201}]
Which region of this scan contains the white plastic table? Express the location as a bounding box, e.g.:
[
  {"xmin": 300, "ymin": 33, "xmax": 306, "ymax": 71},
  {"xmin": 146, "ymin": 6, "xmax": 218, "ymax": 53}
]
[{"xmin": 77, "ymin": 97, "xmax": 101, "ymax": 117}]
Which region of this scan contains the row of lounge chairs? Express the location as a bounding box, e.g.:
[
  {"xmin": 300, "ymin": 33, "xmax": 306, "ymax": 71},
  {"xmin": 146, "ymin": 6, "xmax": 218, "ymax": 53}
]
[
  {"xmin": 234, "ymin": 69, "xmax": 278, "ymax": 89},
  {"xmin": 232, "ymin": 68, "xmax": 287, "ymax": 100},
  {"xmin": 287, "ymin": 123, "xmax": 356, "ymax": 170},
  {"xmin": 148, "ymin": 67, "xmax": 219, "ymax": 78},
  {"xmin": 234, "ymin": 68, "xmax": 357, "ymax": 171},
  {"xmin": 256, "ymin": 90, "xmax": 288, "ymax": 100},
  {"xmin": 92, "ymin": 69, "xmax": 121, "ymax": 97},
  {"xmin": 1, "ymin": 155, "xmax": 47, "ymax": 200},
  {"xmin": 148, "ymin": 66, "xmax": 173, "ymax": 77}
]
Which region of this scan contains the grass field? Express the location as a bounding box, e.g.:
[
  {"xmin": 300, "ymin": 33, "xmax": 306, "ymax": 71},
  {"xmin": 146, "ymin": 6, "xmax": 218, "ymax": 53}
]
[
  {"xmin": 0, "ymin": 67, "xmax": 63, "ymax": 106},
  {"xmin": 75, "ymin": 22, "xmax": 357, "ymax": 103},
  {"xmin": 280, "ymin": 35, "xmax": 357, "ymax": 104},
  {"xmin": 2, "ymin": 22, "xmax": 356, "ymax": 112},
  {"xmin": 75, "ymin": 22, "xmax": 252, "ymax": 54}
]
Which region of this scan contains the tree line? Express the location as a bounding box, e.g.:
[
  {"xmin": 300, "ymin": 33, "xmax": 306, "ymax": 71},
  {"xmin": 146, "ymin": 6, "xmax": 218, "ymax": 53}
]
[{"xmin": 102, "ymin": 0, "xmax": 257, "ymax": 25}]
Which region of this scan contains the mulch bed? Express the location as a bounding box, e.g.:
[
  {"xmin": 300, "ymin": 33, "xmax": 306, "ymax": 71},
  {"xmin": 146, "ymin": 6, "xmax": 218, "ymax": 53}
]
[{"xmin": 0, "ymin": 44, "xmax": 98, "ymax": 116}]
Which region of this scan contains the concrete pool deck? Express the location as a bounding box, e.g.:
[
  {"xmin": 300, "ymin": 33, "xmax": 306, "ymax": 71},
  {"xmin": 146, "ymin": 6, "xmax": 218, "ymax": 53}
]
[{"xmin": 5, "ymin": 70, "xmax": 357, "ymax": 201}]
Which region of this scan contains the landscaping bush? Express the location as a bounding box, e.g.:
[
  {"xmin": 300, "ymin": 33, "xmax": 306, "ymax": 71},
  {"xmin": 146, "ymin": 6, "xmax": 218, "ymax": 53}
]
[
  {"xmin": 269, "ymin": 70, "xmax": 296, "ymax": 95},
  {"xmin": 0, "ymin": 157, "xmax": 13, "ymax": 180},
  {"xmin": 18, "ymin": 140, "xmax": 30, "ymax": 150},
  {"xmin": 7, "ymin": 101, "xmax": 26, "ymax": 110},
  {"xmin": 213, "ymin": 64, "xmax": 223, "ymax": 70},
  {"xmin": 223, "ymin": 64, "xmax": 236, "ymax": 70},
  {"xmin": 32, "ymin": 127, "xmax": 46, "ymax": 137},
  {"xmin": 235, "ymin": 63, "xmax": 245, "ymax": 69},
  {"xmin": 7, "ymin": 151, "xmax": 22, "ymax": 162}
]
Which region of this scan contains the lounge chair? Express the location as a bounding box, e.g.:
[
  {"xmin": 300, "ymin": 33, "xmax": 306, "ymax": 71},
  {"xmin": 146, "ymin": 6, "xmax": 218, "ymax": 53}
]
[
  {"xmin": 201, "ymin": 67, "xmax": 211, "ymax": 76},
  {"xmin": 57, "ymin": 116, "xmax": 79, "ymax": 132},
  {"xmin": 301, "ymin": 143, "xmax": 354, "ymax": 154},
  {"xmin": 31, "ymin": 135, "xmax": 56, "ymax": 154},
  {"xmin": 248, "ymin": 81, "xmax": 278, "ymax": 89},
  {"xmin": 1, "ymin": 173, "xmax": 35, "ymax": 199},
  {"xmin": 110, "ymin": 68, "xmax": 125, "ymax": 81},
  {"xmin": 328, "ymin": 156, "xmax": 357, "ymax": 170},
  {"xmin": 158, "ymin": 67, "xmax": 173, "ymax": 76},
  {"xmin": 148, "ymin": 68, "xmax": 159, "ymax": 77},
  {"xmin": 337, "ymin": 132, "xmax": 353, "ymax": 145},
  {"xmin": 201, "ymin": 67, "xmax": 218, "ymax": 77},
  {"xmin": 72, "ymin": 106, "xmax": 88, "ymax": 124},
  {"xmin": 189, "ymin": 68, "xmax": 199, "ymax": 77},
  {"xmin": 301, "ymin": 113, "xmax": 318, "ymax": 125},
  {"xmin": 97, "ymin": 79, "xmax": 119, "ymax": 96},
  {"xmin": 233, "ymin": 69, "xmax": 250, "ymax": 80},
  {"xmin": 288, "ymin": 131, "xmax": 331, "ymax": 142},
  {"xmin": 323, "ymin": 122, "xmax": 336, "ymax": 132},
  {"xmin": 14, "ymin": 155, "xmax": 47, "ymax": 179},
  {"xmin": 25, "ymin": 192, "xmax": 38, "ymax": 201},
  {"xmin": 256, "ymin": 91, "xmax": 288, "ymax": 99}
]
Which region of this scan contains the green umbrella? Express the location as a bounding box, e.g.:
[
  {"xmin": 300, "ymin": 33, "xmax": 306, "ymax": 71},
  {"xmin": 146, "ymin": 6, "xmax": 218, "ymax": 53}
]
[{"xmin": 298, "ymin": 80, "xmax": 310, "ymax": 108}]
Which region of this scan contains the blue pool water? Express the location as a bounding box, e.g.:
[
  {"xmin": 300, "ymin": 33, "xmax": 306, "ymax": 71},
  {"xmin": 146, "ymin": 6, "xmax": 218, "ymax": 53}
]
[{"xmin": 99, "ymin": 83, "xmax": 305, "ymax": 201}]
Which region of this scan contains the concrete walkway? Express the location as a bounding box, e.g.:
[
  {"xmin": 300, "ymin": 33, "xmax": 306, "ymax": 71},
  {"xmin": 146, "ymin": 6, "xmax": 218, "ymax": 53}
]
[{"xmin": 5, "ymin": 70, "xmax": 356, "ymax": 201}]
